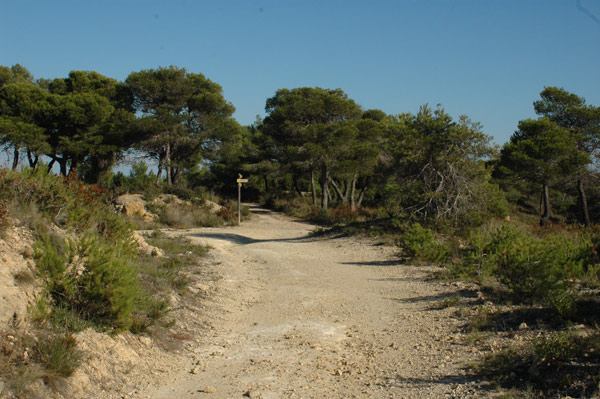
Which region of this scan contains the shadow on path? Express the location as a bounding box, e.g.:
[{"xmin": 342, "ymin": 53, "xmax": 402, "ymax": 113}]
[
  {"xmin": 342, "ymin": 260, "xmax": 401, "ymax": 267},
  {"xmin": 247, "ymin": 208, "xmax": 272, "ymax": 215},
  {"xmin": 190, "ymin": 232, "xmax": 316, "ymax": 245},
  {"xmin": 386, "ymin": 289, "xmax": 479, "ymax": 305}
]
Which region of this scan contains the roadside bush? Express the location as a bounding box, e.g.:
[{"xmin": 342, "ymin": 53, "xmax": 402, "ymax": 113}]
[
  {"xmin": 397, "ymin": 223, "xmax": 450, "ymax": 264},
  {"xmin": 308, "ymin": 205, "xmax": 366, "ymax": 226},
  {"xmin": 495, "ymin": 228, "xmax": 586, "ymax": 314},
  {"xmin": 310, "ymin": 208, "xmax": 336, "ymax": 225},
  {"xmin": 216, "ymin": 203, "xmax": 237, "ymax": 224},
  {"xmin": 582, "ymin": 227, "xmax": 600, "ymax": 287},
  {"xmin": 456, "ymin": 223, "xmax": 591, "ymax": 316},
  {"xmin": 34, "ymin": 233, "xmax": 142, "ymax": 332}
]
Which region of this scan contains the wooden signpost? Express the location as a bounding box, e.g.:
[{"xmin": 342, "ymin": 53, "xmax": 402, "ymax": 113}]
[{"xmin": 236, "ymin": 173, "xmax": 248, "ymax": 224}]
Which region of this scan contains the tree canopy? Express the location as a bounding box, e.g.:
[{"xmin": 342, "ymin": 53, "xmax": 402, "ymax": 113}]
[
  {"xmin": 261, "ymin": 87, "xmax": 363, "ymax": 208},
  {"xmin": 383, "ymin": 105, "xmax": 503, "ymax": 226},
  {"xmin": 533, "ymin": 86, "xmax": 600, "ymax": 226},
  {"xmin": 500, "ymin": 118, "xmax": 589, "ymax": 226},
  {"xmin": 125, "ymin": 66, "xmax": 238, "ymax": 185}
]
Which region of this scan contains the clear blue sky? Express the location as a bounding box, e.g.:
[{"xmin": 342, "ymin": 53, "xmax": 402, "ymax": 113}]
[{"xmin": 2, "ymin": 0, "xmax": 599, "ymax": 145}]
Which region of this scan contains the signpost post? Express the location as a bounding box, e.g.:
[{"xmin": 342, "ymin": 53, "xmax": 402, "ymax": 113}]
[{"xmin": 236, "ymin": 173, "xmax": 248, "ymax": 224}]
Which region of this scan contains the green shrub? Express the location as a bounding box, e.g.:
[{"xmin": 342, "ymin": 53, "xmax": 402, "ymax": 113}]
[
  {"xmin": 457, "ymin": 223, "xmax": 591, "ymax": 316},
  {"xmin": 492, "ymin": 228, "xmax": 586, "ymax": 316},
  {"xmin": 582, "ymin": 227, "xmax": 600, "ymax": 287},
  {"xmin": 34, "ymin": 233, "xmax": 142, "ymax": 332},
  {"xmin": 311, "ymin": 208, "xmax": 336, "ymax": 225},
  {"xmin": 397, "ymin": 223, "xmax": 449, "ymax": 264}
]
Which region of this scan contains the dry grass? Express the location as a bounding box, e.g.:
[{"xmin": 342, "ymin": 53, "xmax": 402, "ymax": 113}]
[{"xmin": 0, "ymin": 320, "xmax": 82, "ymax": 397}]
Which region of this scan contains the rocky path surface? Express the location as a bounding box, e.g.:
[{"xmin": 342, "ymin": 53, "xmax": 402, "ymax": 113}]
[{"xmin": 140, "ymin": 206, "xmax": 491, "ymax": 399}]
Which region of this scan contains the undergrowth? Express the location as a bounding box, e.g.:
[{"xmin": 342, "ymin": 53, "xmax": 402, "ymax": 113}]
[
  {"xmin": 148, "ymin": 198, "xmax": 248, "ymax": 228},
  {"xmin": 475, "ymin": 330, "xmax": 600, "ymax": 397},
  {"xmin": 0, "ymin": 315, "xmax": 82, "ymax": 397}
]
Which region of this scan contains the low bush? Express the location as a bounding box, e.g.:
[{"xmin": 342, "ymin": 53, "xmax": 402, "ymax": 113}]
[
  {"xmin": 34, "ymin": 233, "xmax": 142, "ymax": 332},
  {"xmin": 454, "ymin": 223, "xmax": 592, "ymax": 317},
  {"xmin": 135, "ymin": 235, "xmax": 210, "ymax": 328},
  {"xmin": 263, "ymin": 196, "xmax": 315, "ymax": 219},
  {"xmin": 397, "ymin": 223, "xmax": 450, "ymax": 264}
]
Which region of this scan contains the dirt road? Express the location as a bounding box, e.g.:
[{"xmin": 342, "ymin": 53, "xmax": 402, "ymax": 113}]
[{"xmin": 142, "ymin": 206, "xmax": 490, "ymax": 399}]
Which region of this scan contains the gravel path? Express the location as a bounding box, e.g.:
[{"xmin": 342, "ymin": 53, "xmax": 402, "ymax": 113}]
[{"xmin": 140, "ymin": 206, "xmax": 492, "ymax": 399}]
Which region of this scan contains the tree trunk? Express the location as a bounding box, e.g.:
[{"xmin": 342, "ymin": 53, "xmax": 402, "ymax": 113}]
[
  {"xmin": 357, "ymin": 176, "xmax": 370, "ymax": 207},
  {"xmin": 329, "ymin": 178, "xmax": 347, "ymax": 203},
  {"xmin": 310, "ymin": 169, "xmax": 317, "ymax": 207},
  {"xmin": 165, "ymin": 143, "xmax": 172, "ymax": 186},
  {"xmin": 540, "ymin": 183, "xmax": 550, "ymax": 227},
  {"xmin": 263, "ymin": 175, "xmax": 270, "ymax": 193},
  {"xmin": 27, "ymin": 151, "xmax": 38, "ymax": 168},
  {"xmin": 293, "ymin": 174, "xmax": 304, "ymax": 197},
  {"xmin": 344, "ymin": 179, "xmax": 351, "ymax": 203},
  {"xmin": 320, "ymin": 164, "xmax": 329, "ymax": 209},
  {"xmin": 577, "ymin": 178, "xmax": 591, "ymax": 227},
  {"xmin": 68, "ymin": 158, "xmax": 78, "ymax": 176},
  {"xmin": 155, "ymin": 153, "xmax": 164, "ymax": 186},
  {"xmin": 350, "ymin": 174, "xmax": 357, "ymax": 211},
  {"xmin": 155, "ymin": 165, "xmax": 162, "ymax": 185},
  {"xmin": 59, "ymin": 160, "xmax": 67, "ymax": 176},
  {"xmin": 11, "ymin": 147, "xmax": 19, "ymax": 170},
  {"xmin": 172, "ymin": 167, "xmax": 180, "ymax": 185}
]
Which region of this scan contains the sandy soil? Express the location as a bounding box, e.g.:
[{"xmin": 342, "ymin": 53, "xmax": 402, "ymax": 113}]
[{"xmin": 136, "ymin": 206, "xmax": 493, "ymax": 399}]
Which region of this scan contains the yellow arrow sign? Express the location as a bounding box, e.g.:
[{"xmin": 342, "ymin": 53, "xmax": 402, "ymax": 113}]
[{"xmin": 236, "ymin": 178, "xmax": 248, "ymax": 183}]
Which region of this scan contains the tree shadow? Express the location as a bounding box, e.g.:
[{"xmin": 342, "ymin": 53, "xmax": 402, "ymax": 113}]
[
  {"xmin": 248, "ymin": 208, "xmax": 272, "ymax": 215},
  {"xmin": 342, "ymin": 260, "xmax": 401, "ymax": 267},
  {"xmin": 371, "ymin": 276, "xmax": 423, "ymax": 283},
  {"xmin": 190, "ymin": 232, "xmax": 316, "ymax": 245},
  {"xmin": 387, "ymin": 289, "xmax": 478, "ymax": 305}
]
